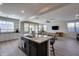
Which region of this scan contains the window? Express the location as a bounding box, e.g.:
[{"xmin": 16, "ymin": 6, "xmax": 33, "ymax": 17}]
[
  {"xmin": 67, "ymin": 22, "xmax": 79, "ymax": 32},
  {"xmin": 24, "ymin": 23, "xmax": 29, "ymax": 32},
  {"xmin": 29, "ymin": 24, "xmax": 35, "ymax": 31},
  {"xmin": 35, "ymin": 25, "xmax": 38, "ymax": 34},
  {"xmin": 43, "ymin": 25, "xmax": 47, "ymax": 31},
  {"xmin": 0, "ymin": 20, "xmax": 14, "ymax": 32},
  {"xmin": 67, "ymin": 22, "xmax": 75, "ymax": 32},
  {"xmin": 24, "ymin": 23, "xmax": 47, "ymax": 34},
  {"xmin": 76, "ymin": 22, "xmax": 79, "ymax": 32},
  {"xmin": 38, "ymin": 25, "xmax": 42, "ymax": 31}
]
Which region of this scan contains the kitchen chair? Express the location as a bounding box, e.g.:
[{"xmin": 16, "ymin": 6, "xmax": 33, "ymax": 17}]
[{"xmin": 50, "ymin": 34, "xmax": 57, "ymax": 56}]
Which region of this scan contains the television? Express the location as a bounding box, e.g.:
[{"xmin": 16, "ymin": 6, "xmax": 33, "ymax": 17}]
[{"xmin": 52, "ymin": 26, "xmax": 59, "ymax": 30}]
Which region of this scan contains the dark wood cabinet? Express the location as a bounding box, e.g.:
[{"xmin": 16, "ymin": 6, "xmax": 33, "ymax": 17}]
[
  {"xmin": 25, "ymin": 39, "xmax": 30, "ymax": 55},
  {"xmin": 21, "ymin": 37, "xmax": 30, "ymax": 55},
  {"xmin": 29, "ymin": 41, "xmax": 37, "ymax": 56},
  {"xmin": 37, "ymin": 41, "xmax": 48, "ymax": 56},
  {"xmin": 21, "ymin": 37, "xmax": 48, "ymax": 56}
]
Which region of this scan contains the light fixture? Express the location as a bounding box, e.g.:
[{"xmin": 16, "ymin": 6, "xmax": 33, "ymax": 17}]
[{"xmin": 21, "ymin": 10, "xmax": 24, "ymax": 13}]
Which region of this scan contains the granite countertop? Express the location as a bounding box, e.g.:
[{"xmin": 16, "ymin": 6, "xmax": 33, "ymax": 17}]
[{"xmin": 22, "ymin": 35, "xmax": 52, "ymax": 44}]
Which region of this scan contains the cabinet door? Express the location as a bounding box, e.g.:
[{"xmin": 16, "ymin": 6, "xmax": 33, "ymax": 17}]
[
  {"xmin": 37, "ymin": 41, "xmax": 48, "ymax": 56},
  {"xmin": 21, "ymin": 37, "xmax": 30, "ymax": 56},
  {"xmin": 29, "ymin": 41, "xmax": 48, "ymax": 56},
  {"xmin": 25, "ymin": 39, "xmax": 30, "ymax": 55},
  {"xmin": 29, "ymin": 41, "xmax": 37, "ymax": 56}
]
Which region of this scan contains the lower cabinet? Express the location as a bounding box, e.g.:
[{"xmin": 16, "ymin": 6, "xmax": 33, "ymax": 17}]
[
  {"xmin": 29, "ymin": 42, "xmax": 37, "ymax": 56},
  {"xmin": 21, "ymin": 37, "xmax": 48, "ymax": 56},
  {"xmin": 21, "ymin": 37, "xmax": 30, "ymax": 55},
  {"xmin": 29, "ymin": 41, "xmax": 48, "ymax": 56},
  {"xmin": 25, "ymin": 39, "xmax": 30, "ymax": 55}
]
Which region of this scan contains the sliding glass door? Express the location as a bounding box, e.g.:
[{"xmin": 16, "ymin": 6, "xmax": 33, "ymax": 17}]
[
  {"xmin": 24, "ymin": 23, "xmax": 47, "ymax": 34},
  {"xmin": 67, "ymin": 22, "xmax": 75, "ymax": 32},
  {"xmin": 76, "ymin": 22, "xmax": 79, "ymax": 32},
  {"xmin": 24, "ymin": 23, "xmax": 29, "ymax": 33},
  {"xmin": 67, "ymin": 22, "xmax": 79, "ymax": 32}
]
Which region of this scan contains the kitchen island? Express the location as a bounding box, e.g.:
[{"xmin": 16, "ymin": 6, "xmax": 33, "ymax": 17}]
[{"xmin": 19, "ymin": 35, "xmax": 52, "ymax": 56}]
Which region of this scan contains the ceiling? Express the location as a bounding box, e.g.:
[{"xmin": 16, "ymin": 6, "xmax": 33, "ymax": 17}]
[
  {"xmin": 39, "ymin": 3, "xmax": 79, "ymax": 21},
  {"xmin": 28, "ymin": 3, "xmax": 79, "ymax": 24},
  {"xmin": 0, "ymin": 3, "xmax": 79, "ymax": 23}
]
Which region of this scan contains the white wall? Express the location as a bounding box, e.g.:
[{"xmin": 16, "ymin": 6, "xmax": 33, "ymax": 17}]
[
  {"xmin": 45, "ymin": 20, "xmax": 77, "ymax": 39},
  {"xmin": 46, "ymin": 20, "xmax": 67, "ymax": 33}
]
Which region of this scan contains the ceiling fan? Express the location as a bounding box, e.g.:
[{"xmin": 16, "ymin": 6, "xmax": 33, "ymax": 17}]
[{"xmin": 46, "ymin": 19, "xmax": 55, "ymax": 23}]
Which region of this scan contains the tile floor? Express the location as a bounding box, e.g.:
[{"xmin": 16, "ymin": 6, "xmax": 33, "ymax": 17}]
[
  {"xmin": 0, "ymin": 37, "xmax": 79, "ymax": 56},
  {"xmin": 0, "ymin": 39, "xmax": 26, "ymax": 56}
]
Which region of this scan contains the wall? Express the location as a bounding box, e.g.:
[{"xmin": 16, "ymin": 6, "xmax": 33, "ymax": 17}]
[
  {"xmin": 20, "ymin": 19, "xmax": 77, "ymax": 39},
  {"xmin": 46, "ymin": 20, "xmax": 77, "ymax": 39},
  {"xmin": 46, "ymin": 20, "xmax": 67, "ymax": 33}
]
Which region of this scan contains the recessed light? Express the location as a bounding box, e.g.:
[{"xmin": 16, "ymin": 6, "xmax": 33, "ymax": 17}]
[{"xmin": 21, "ymin": 10, "xmax": 24, "ymax": 13}]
